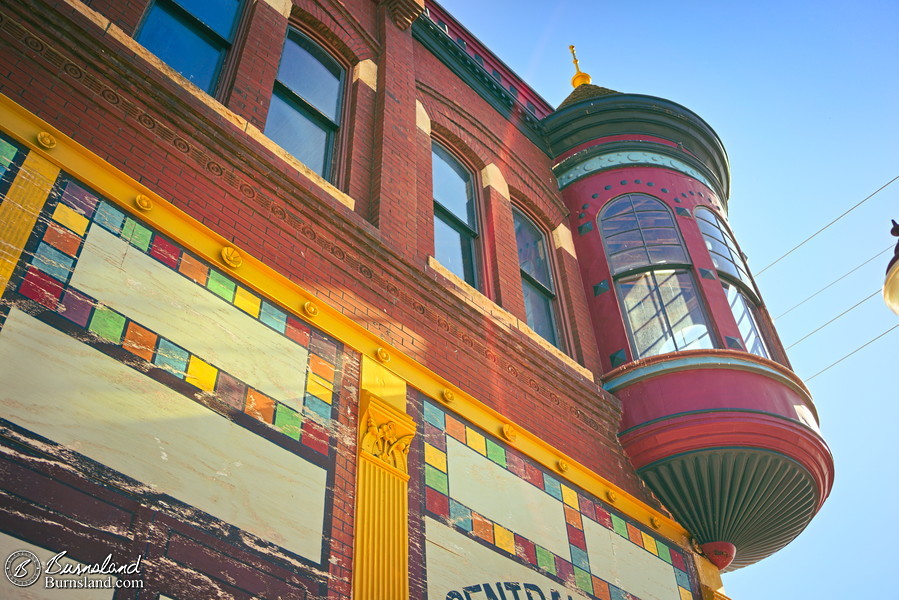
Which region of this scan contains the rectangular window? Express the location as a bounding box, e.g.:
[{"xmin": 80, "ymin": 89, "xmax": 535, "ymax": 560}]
[
  {"xmin": 137, "ymin": 0, "xmax": 242, "ymax": 94},
  {"xmin": 432, "ymin": 143, "xmax": 479, "ymax": 288}
]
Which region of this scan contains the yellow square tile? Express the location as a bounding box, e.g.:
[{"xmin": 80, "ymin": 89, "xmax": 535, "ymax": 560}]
[
  {"xmin": 466, "ymin": 427, "xmax": 487, "ymax": 455},
  {"xmin": 493, "ymin": 524, "xmax": 515, "ymax": 554},
  {"xmin": 186, "ymin": 355, "xmax": 217, "ymax": 391},
  {"xmin": 233, "ymin": 286, "xmax": 261, "ymax": 317},
  {"xmin": 424, "ymin": 443, "xmax": 447, "ymax": 473},
  {"xmin": 306, "ymin": 374, "xmax": 333, "ymax": 403},
  {"xmin": 561, "ymin": 484, "xmax": 579, "ymax": 508},
  {"xmin": 641, "ymin": 532, "xmax": 658, "ymax": 555},
  {"xmin": 52, "ymin": 204, "xmax": 89, "ymax": 236},
  {"xmin": 679, "ymin": 587, "xmax": 693, "ymax": 600}
]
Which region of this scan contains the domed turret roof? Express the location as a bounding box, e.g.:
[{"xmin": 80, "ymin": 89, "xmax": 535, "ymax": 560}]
[{"xmin": 557, "ymin": 83, "xmax": 619, "ymax": 111}]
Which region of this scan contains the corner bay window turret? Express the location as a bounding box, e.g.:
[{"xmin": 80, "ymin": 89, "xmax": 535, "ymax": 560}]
[
  {"xmin": 695, "ymin": 207, "xmax": 770, "ymax": 358},
  {"xmin": 600, "ymin": 194, "xmax": 714, "ymax": 359}
]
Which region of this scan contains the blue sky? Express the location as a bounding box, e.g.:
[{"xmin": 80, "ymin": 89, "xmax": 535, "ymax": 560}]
[{"xmin": 437, "ymin": 1, "xmax": 899, "ymax": 597}]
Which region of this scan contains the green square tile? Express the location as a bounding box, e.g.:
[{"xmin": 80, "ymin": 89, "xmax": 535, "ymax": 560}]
[
  {"xmin": 485, "ymin": 439, "xmax": 506, "ymax": 467},
  {"xmin": 574, "ymin": 566, "xmax": 592, "ymax": 593},
  {"xmin": 121, "ymin": 218, "xmax": 152, "ymax": 252},
  {"xmin": 656, "ymin": 542, "xmax": 672, "ymax": 564},
  {"xmin": 611, "ymin": 514, "xmax": 629, "ymax": 538},
  {"xmin": 535, "ymin": 546, "xmax": 556, "ymax": 574},
  {"xmin": 425, "ymin": 464, "xmax": 449, "ymax": 495},
  {"xmin": 274, "ymin": 404, "xmax": 302, "ymax": 440},
  {"xmin": 206, "ymin": 270, "xmax": 236, "ymax": 301},
  {"xmin": 89, "ymin": 307, "xmax": 126, "ymax": 343}
]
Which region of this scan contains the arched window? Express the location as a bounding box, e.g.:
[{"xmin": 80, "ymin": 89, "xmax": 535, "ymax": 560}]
[
  {"xmin": 432, "ymin": 142, "xmax": 479, "ymax": 288},
  {"xmin": 137, "ymin": 0, "xmax": 243, "ymax": 94},
  {"xmin": 695, "ymin": 207, "xmax": 769, "ymax": 358},
  {"xmin": 600, "ymin": 194, "xmax": 714, "ymax": 359},
  {"xmin": 513, "ymin": 208, "xmax": 560, "ymax": 348},
  {"xmin": 264, "ymin": 29, "xmax": 344, "ymax": 180}
]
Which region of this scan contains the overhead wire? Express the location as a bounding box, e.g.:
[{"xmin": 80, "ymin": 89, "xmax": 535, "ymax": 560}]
[
  {"xmin": 805, "ymin": 323, "xmax": 899, "ymax": 382},
  {"xmin": 756, "ymin": 174, "xmax": 899, "ymax": 276},
  {"xmin": 785, "ymin": 289, "xmax": 881, "ymax": 350}
]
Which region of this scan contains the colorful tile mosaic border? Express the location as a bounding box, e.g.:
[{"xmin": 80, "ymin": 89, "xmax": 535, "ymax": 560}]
[
  {"xmin": 422, "ymin": 400, "xmax": 697, "ymax": 600},
  {"xmin": 6, "ymin": 171, "xmax": 343, "ymax": 457},
  {"xmin": 0, "ymin": 133, "xmax": 26, "ymax": 199}
]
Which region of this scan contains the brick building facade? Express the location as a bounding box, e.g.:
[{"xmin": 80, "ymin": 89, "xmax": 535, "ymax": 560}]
[{"xmin": 0, "ymin": 1, "xmax": 832, "ymax": 598}]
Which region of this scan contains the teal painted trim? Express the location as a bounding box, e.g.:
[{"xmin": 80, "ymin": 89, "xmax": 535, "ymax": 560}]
[
  {"xmin": 555, "ymin": 149, "xmax": 715, "ymax": 192},
  {"xmin": 411, "ymin": 17, "xmax": 550, "ymax": 155},
  {"xmin": 602, "ymin": 354, "xmax": 816, "ymax": 417},
  {"xmin": 618, "ymin": 407, "xmax": 820, "ymax": 437}
]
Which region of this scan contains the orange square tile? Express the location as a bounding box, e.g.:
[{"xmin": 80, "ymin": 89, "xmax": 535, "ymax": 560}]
[
  {"xmin": 445, "ymin": 415, "xmax": 467, "ymax": 442},
  {"xmin": 626, "ymin": 522, "xmax": 644, "ymax": 547},
  {"xmin": 592, "ymin": 577, "xmax": 611, "ymax": 600},
  {"xmin": 122, "ymin": 322, "xmax": 157, "ymax": 362},
  {"xmin": 245, "ymin": 388, "xmax": 275, "ymax": 423},
  {"xmin": 564, "ymin": 505, "xmax": 583, "ymax": 529},
  {"xmin": 309, "ymin": 354, "xmax": 335, "ymax": 383},
  {"xmin": 43, "ymin": 221, "xmax": 82, "ymax": 256},
  {"xmin": 471, "ymin": 512, "xmax": 494, "ymax": 544},
  {"xmin": 178, "ymin": 253, "xmax": 208, "ymax": 285}
]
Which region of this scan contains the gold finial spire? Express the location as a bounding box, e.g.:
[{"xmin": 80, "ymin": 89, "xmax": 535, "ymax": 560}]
[{"xmin": 569, "ymin": 45, "xmax": 592, "ymax": 88}]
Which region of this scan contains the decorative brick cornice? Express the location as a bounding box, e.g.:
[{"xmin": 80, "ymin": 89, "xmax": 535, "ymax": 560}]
[{"xmin": 382, "ymin": 0, "xmax": 425, "ymax": 30}]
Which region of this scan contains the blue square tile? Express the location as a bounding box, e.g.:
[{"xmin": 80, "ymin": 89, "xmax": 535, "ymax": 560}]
[
  {"xmin": 423, "ymin": 401, "xmax": 445, "ymax": 429},
  {"xmin": 543, "ymin": 474, "xmax": 562, "ymax": 501},
  {"xmin": 570, "ymin": 544, "xmax": 590, "ymax": 571},
  {"xmin": 609, "ymin": 585, "xmax": 628, "ymax": 600},
  {"xmin": 93, "ymin": 201, "xmax": 125, "ymax": 234},
  {"xmin": 32, "ymin": 242, "xmax": 75, "ymax": 282},
  {"xmin": 259, "ymin": 300, "xmax": 287, "ymax": 333},
  {"xmin": 304, "ymin": 393, "xmax": 332, "ymax": 421},
  {"xmin": 449, "ymin": 499, "xmax": 472, "ymax": 532},
  {"xmin": 674, "ymin": 567, "xmax": 690, "ymax": 589},
  {"xmin": 154, "ymin": 338, "xmax": 189, "ymax": 378}
]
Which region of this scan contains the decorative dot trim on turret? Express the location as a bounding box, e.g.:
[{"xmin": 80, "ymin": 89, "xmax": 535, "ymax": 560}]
[
  {"xmin": 675, "ymin": 207, "xmax": 692, "ymax": 217},
  {"xmin": 593, "ymin": 280, "xmax": 609, "ymax": 296},
  {"xmin": 674, "ymin": 198, "xmax": 681, "ymax": 203},
  {"xmin": 725, "ymin": 336, "xmax": 744, "ymax": 350},
  {"xmin": 577, "ymin": 222, "xmax": 594, "ymax": 235},
  {"xmin": 661, "ymin": 188, "xmax": 669, "ymax": 193},
  {"xmin": 699, "ymin": 269, "xmax": 717, "ymax": 280},
  {"xmin": 591, "ymin": 193, "xmax": 599, "ymax": 199},
  {"xmin": 609, "ymin": 349, "xmax": 628, "ymax": 368},
  {"xmin": 582, "ymin": 204, "xmax": 590, "ymax": 209},
  {"xmin": 578, "ymin": 213, "xmax": 586, "ymax": 219},
  {"xmin": 620, "ymin": 180, "xmax": 628, "ymax": 185},
  {"xmin": 646, "ymin": 182, "xmax": 654, "ymax": 187},
  {"xmin": 604, "ymin": 185, "xmax": 613, "ymax": 190}
]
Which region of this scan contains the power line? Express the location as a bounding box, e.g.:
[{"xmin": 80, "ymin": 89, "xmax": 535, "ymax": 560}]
[
  {"xmin": 785, "ymin": 289, "xmax": 881, "ymax": 350},
  {"xmin": 805, "ymin": 323, "xmax": 899, "ymax": 382},
  {"xmin": 774, "ymin": 246, "xmax": 893, "ymax": 320},
  {"xmin": 756, "ymin": 175, "xmax": 899, "ymax": 276}
]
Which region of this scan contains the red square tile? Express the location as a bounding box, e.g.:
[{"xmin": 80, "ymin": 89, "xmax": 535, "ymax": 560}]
[
  {"xmin": 594, "ymin": 506, "xmax": 613, "ymax": 529},
  {"xmin": 578, "ymin": 494, "xmax": 595, "ymax": 521},
  {"xmin": 19, "ymin": 266, "xmax": 63, "ymax": 309},
  {"xmin": 426, "ymin": 487, "xmax": 449, "ymax": 518},
  {"xmin": 286, "ymin": 317, "xmax": 311, "ymax": 346},
  {"xmin": 555, "ymin": 556, "xmax": 574, "ymax": 584},
  {"xmin": 302, "ymin": 418, "xmax": 330, "ymax": 455},
  {"xmin": 514, "ymin": 534, "xmax": 537, "ymax": 565},
  {"xmin": 670, "ymin": 550, "xmax": 687, "ymax": 571},
  {"xmin": 567, "ymin": 523, "xmax": 586, "ymax": 550},
  {"xmin": 523, "ymin": 462, "xmax": 544, "ymax": 488},
  {"xmin": 506, "ymin": 452, "xmax": 527, "ymax": 479},
  {"xmin": 150, "ymin": 236, "xmax": 180, "ymax": 269}
]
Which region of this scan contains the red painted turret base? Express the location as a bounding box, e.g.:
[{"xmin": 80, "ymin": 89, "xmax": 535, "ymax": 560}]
[{"xmin": 701, "ymin": 541, "xmax": 737, "ymax": 570}]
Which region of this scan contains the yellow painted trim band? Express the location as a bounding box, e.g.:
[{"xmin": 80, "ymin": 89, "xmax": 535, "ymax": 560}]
[
  {"xmin": 0, "ymin": 152, "xmax": 60, "ymax": 294},
  {"xmin": 0, "ymin": 93, "xmax": 690, "ymax": 546}
]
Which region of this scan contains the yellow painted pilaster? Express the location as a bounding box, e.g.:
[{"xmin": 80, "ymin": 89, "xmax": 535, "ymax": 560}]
[
  {"xmin": 353, "ymin": 386, "xmax": 416, "ymax": 600},
  {"xmin": 0, "ymin": 151, "xmax": 60, "ymax": 294},
  {"xmin": 694, "ymin": 552, "xmax": 728, "ymax": 600}
]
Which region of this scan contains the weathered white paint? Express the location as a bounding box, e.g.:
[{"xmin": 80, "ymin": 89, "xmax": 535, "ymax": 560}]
[
  {"xmin": 446, "ymin": 437, "xmax": 570, "ymax": 558},
  {"xmin": 70, "ymin": 226, "xmax": 307, "ymax": 406},
  {"xmin": 424, "ymin": 518, "xmax": 588, "ymax": 600},
  {"xmin": 0, "ymin": 310, "xmax": 327, "ymax": 562},
  {"xmin": 582, "ymin": 518, "xmax": 680, "ymax": 600}
]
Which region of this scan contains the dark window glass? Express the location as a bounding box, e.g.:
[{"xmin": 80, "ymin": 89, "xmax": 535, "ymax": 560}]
[
  {"xmin": 513, "ymin": 209, "xmax": 560, "ymax": 348},
  {"xmin": 264, "ymin": 30, "xmax": 344, "ymax": 180},
  {"xmin": 600, "ymin": 194, "xmax": 714, "ymax": 359},
  {"xmin": 723, "ymin": 281, "xmax": 769, "ymax": 359},
  {"xmin": 432, "ymin": 143, "xmax": 478, "ymax": 288},
  {"xmin": 137, "ymin": 0, "xmax": 240, "ymax": 94}
]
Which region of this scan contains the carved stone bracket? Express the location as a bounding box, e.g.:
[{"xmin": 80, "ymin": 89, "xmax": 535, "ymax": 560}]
[
  {"xmin": 382, "ymin": 0, "xmax": 425, "ymax": 31},
  {"xmin": 359, "ymin": 390, "xmax": 416, "ymax": 475}
]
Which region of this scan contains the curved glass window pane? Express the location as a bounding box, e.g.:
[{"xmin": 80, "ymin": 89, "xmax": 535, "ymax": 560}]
[
  {"xmin": 264, "ymin": 91, "xmax": 328, "ymax": 176},
  {"xmin": 513, "ymin": 211, "xmax": 552, "ymax": 289},
  {"xmin": 723, "ymin": 282, "xmax": 770, "ymax": 358},
  {"xmin": 600, "ymin": 194, "xmax": 688, "ymax": 275},
  {"xmin": 138, "ymin": 3, "xmax": 224, "ymax": 93},
  {"xmin": 618, "ymin": 270, "xmax": 713, "ymax": 358},
  {"xmin": 432, "ymin": 145, "xmax": 474, "ymax": 227},
  {"xmin": 695, "ymin": 207, "xmax": 754, "ymax": 288},
  {"xmin": 278, "ymin": 32, "xmax": 342, "ymax": 122}
]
